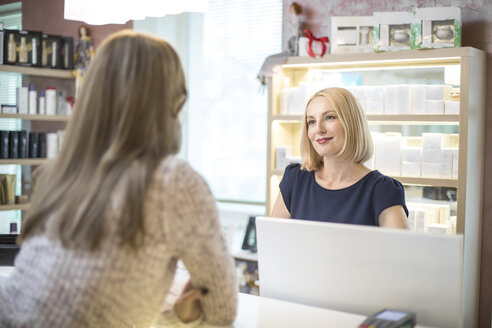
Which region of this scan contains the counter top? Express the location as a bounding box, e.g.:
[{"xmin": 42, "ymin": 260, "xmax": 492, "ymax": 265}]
[{"xmin": 234, "ymin": 293, "xmax": 431, "ymax": 328}]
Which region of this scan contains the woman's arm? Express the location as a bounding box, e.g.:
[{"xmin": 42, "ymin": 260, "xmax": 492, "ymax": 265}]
[
  {"xmin": 271, "ymin": 192, "xmax": 291, "ymax": 218},
  {"xmin": 378, "ymin": 205, "xmax": 409, "ymax": 229},
  {"xmin": 163, "ymin": 162, "xmax": 237, "ymax": 326}
]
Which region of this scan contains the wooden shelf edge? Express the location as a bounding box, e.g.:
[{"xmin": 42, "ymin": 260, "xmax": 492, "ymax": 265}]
[
  {"xmin": 270, "ymin": 170, "xmax": 457, "ymax": 187},
  {"xmin": 0, "ymin": 64, "xmax": 74, "ymax": 79},
  {"xmin": 271, "ymin": 114, "xmax": 459, "ymax": 123},
  {"xmin": 0, "ymin": 203, "xmax": 30, "ymax": 211},
  {"xmin": 0, "ymin": 159, "xmax": 50, "ymax": 165},
  {"xmin": 0, "ymin": 114, "xmax": 70, "ymax": 121}
]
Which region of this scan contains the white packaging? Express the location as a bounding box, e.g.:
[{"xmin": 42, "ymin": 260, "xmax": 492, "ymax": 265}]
[
  {"xmin": 279, "ymin": 89, "xmax": 289, "ymax": 114},
  {"xmin": 402, "ymin": 161, "xmax": 421, "ymax": 177},
  {"xmin": 401, "ymin": 147, "xmax": 421, "ymax": 162},
  {"xmin": 425, "ymin": 85, "xmax": 445, "ymax": 100},
  {"xmin": 414, "ymin": 208, "xmax": 426, "ymax": 232},
  {"xmin": 331, "ymin": 16, "xmax": 375, "ymax": 54},
  {"xmin": 422, "ymin": 148, "xmax": 441, "ymax": 163},
  {"xmin": 45, "ymin": 88, "xmax": 57, "ymax": 115},
  {"xmin": 422, "ymin": 162, "xmax": 441, "ymax": 178},
  {"xmin": 445, "ymin": 100, "xmax": 460, "ymax": 115},
  {"xmin": 395, "ymin": 85, "xmax": 411, "ymax": 114},
  {"xmin": 374, "ymin": 133, "xmax": 401, "ymax": 176},
  {"xmin": 452, "ymin": 148, "xmax": 459, "ymax": 179},
  {"xmin": 364, "ymin": 86, "xmax": 384, "ymax": 114},
  {"xmin": 384, "ymin": 85, "xmax": 397, "ymax": 114},
  {"xmin": 16, "ymin": 87, "xmax": 28, "ymax": 114},
  {"xmin": 427, "ymin": 224, "xmax": 449, "ymax": 234},
  {"xmin": 422, "ymin": 133, "xmax": 442, "ymax": 149},
  {"xmin": 346, "ymin": 86, "xmax": 366, "ymax": 112},
  {"xmin": 373, "ymin": 11, "xmax": 416, "ymax": 52},
  {"xmin": 46, "ymin": 132, "xmax": 58, "ymax": 158},
  {"xmin": 411, "ymin": 85, "xmax": 426, "ymax": 114},
  {"xmin": 276, "ymin": 146, "xmax": 291, "ymax": 171},
  {"xmin": 28, "ymin": 85, "xmax": 37, "ymax": 115},
  {"xmin": 424, "ymin": 99, "xmax": 444, "ymax": 114},
  {"xmin": 441, "ymin": 148, "xmax": 454, "ymax": 178},
  {"xmin": 407, "ymin": 209, "xmax": 416, "ymax": 231}
]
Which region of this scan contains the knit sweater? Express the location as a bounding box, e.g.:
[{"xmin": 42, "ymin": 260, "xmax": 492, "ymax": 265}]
[{"xmin": 0, "ymin": 156, "xmax": 238, "ymax": 328}]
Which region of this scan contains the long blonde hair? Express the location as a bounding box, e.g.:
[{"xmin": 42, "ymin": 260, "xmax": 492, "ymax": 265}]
[
  {"xmin": 19, "ymin": 30, "xmax": 186, "ymax": 250},
  {"xmin": 300, "ymin": 88, "xmax": 373, "ymax": 171}
]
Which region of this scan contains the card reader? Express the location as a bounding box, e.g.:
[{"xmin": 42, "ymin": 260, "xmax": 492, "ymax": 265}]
[{"xmin": 359, "ymin": 309, "xmax": 416, "ymax": 328}]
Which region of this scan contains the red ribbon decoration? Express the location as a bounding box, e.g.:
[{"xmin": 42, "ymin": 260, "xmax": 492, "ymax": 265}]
[{"xmin": 303, "ymin": 29, "xmax": 329, "ymax": 58}]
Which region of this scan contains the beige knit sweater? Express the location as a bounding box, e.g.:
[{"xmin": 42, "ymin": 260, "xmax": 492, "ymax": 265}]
[{"xmin": 0, "ymin": 156, "xmax": 238, "ymax": 327}]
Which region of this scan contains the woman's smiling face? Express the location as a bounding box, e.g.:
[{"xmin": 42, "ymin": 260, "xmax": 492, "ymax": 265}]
[{"xmin": 306, "ymin": 96, "xmax": 345, "ymax": 159}]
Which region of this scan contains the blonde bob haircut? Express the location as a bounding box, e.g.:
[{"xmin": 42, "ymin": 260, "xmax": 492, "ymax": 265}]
[
  {"xmin": 300, "ymin": 87, "xmax": 373, "ymax": 171},
  {"xmin": 20, "ymin": 30, "xmax": 187, "ymax": 250}
]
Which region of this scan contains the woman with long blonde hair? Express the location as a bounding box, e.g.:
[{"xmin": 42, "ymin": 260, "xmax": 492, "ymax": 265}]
[{"xmin": 0, "ymin": 30, "xmax": 237, "ymax": 327}]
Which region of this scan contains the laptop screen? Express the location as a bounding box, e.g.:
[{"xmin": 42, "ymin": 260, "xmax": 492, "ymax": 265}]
[{"xmin": 256, "ymin": 216, "xmax": 463, "ymax": 328}]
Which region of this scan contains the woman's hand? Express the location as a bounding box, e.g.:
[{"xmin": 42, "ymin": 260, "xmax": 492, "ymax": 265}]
[{"xmin": 174, "ymin": 280, "xmax": 206, "ymax": 323}]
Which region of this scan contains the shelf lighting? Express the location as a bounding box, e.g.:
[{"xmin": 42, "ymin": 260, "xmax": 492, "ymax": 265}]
[{"xmin": 64, "ymin": 0, "xmax": 208, "ymax": 25}]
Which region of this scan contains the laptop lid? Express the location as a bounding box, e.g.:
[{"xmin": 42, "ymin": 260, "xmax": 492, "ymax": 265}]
[{"xmin": 256, "ymin": 216, "xmax": 463, "ymax": 328}]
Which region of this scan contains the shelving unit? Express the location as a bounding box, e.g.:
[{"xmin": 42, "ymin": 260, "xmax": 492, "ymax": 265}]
[
  {"xmin": 0, "ymin": 64, "xmax": 74, "ymax": 230},
  {"xmin": 267, "ymin": 47, "xmax": 486, "ymax": 328}
]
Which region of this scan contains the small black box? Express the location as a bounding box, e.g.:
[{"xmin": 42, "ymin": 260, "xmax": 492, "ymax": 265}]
[
  {"xmin": 28, "ymin": 132, "xmax": 37, "ymax": 158},
  {"xmin": 18, "ymin": 130, "xmax": 27, "ymax": 158},
  {"xmin": 38, "ymin": 132, "xmax": 46, "ymax": 158},
  {"xmin": 61, "ymin": 37, "xmax": 74, "ymax": 70},
  {"xmin": 8, "ymin": 131, "xmax": 19, "ymax": 158},
  {"xmin": 0, "ymin": 131, "xmax": 8, "ymax": 159},
  {"xmin": 41, "ymin": 34, "xmax": 63, "ymax": 69}
]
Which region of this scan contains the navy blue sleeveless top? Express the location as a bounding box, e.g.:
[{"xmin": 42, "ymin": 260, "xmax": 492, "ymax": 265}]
[{"xmin": 279, "ymin": 163, "xmax": 408, "ymax": 226}]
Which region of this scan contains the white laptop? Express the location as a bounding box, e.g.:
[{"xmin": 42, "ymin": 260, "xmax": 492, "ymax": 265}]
[{"xmin": 256, "ymin": 216, "xmax": 464, "ymax": 328}]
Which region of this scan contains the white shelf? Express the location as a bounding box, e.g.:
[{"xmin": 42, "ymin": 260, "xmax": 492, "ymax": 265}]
[
  {"xmin": 0, "ymin": 64, "xmax": 74, "ymax": 79},
  {"xmin": 0, "ymin": 113, "xmax": 70, "ymax": 121}
]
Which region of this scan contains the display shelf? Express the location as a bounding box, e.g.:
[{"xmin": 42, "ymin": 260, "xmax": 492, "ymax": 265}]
[
  {"xmin": 0, "ymin": 64, "xmax": 74, "ymax": 79},
  {"xmin": 272, "ymin": 169, "xmax": 457, "ymax": 188},
  {"xmin": 0, "ymin": 114, "xmax": 70, "ymax": 122},
  {"xmin": 0, "ymin": 203, "xmax": 30, "ymax": 211},
  {"xmin": 0, "ymin": 159, "xmax": 49, "ymax": 165},
  {"xmin": 267, "ymin": 47, "xmax": 486, "ymax": 328},
  {"xmin": 272, "ymin": 114, "xmax": 460, "ymax": 123}
]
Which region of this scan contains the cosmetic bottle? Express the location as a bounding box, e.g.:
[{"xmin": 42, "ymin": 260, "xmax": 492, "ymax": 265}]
[{"xmin": 28, "ymin": 84, "xmax": 37, "ymax": 115}]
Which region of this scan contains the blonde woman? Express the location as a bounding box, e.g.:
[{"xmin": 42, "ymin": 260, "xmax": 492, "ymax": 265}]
[
  {"xmin": 271, "ymin": 87, "xmax": 408, "ymax": 228},
  {"xmin": 0, "ymin": 30, "xmax": 237, "ymax": 327}
]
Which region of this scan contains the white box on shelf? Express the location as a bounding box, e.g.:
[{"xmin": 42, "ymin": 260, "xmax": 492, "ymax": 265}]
[
  {"xmin": 402, "ymin": 161, "xmax": 421, "ymax": 177},
  {"xmin": 364, "ymin": 86, "xmax": 384, "ymax": 114},
  {"xmin": 427, "ymin": 223, "xmax": 449, "ymax": 234},
  {"xmin": 298, "ymin": 36, "xmax": 328, "ymax": 58},
  {"xmin": 415, "ymin": 7, "xmax": 461, "ymax": 49},
  {"xmin": 279, "ymin": 89, "xmax": 289, "ymax": 114},
  {"xmin": 402, "ymin": 147, "xmax": 421, "ymax": 162},
  {"xmin": 374, "ymin": 133, "xmax": 401, "ymax": 176},
  {"xmin": 374, "ymin": 11, "xmax": 417, "ymax": 52},
  {"xmin": 422, "ymin": 162, "xmax": 441, "ymax": 178},
  {"xmin": 16, "ymin": 87, "xmax": 28, "ymax": 114},
  {"xmin": 424, "ymin": 99, "xmax": 444, "ymax": 114},
  {"xmin": 411, "ymin": 85, "xmax": 426, "ymax": 114},
  {"xmin": 331, "ymin": 16, "xmax": 375, "ymax": 54},
  {"xmin": 422, "ymin": 148, "xmax": 441, "ymax": 163},
  {"xmin": 452, "ymin": 148, "xmax": 459, "ymax": 179},
  {"xmin": 422, "ymin": 133, "xmax": 443, "ymax": 149},
  {"xmin": 441, "ymin": 148, "xmax": 454, "ymax": 178},
  {"xmin": 445, "ymin": 100, "xmax": 460, "ymax": 114},
  {"xmin": 46, "ymin": 132, "xmax": 58, "ymax": 158}
]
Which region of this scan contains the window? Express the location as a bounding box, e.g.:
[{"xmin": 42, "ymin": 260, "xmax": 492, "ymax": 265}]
[{"xmin": 186, "ymin": 0, "xmax": 282, "ymax": 204}]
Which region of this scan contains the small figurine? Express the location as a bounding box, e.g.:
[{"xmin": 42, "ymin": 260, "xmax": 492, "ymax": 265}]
[{"xmin": 74, "ymin": 25, "xmax": 95, "ymax": 97}]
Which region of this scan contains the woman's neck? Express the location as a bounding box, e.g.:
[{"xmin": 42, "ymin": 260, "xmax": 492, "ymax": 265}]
[{"xmin": 315, "ymin": 158, "xmax": 370, "ymax": 190}]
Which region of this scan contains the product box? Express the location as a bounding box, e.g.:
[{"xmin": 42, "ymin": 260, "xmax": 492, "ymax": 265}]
[
  {"xmin": 373, "ymin": 11, "xmax": 417, "ymax": 52},
  {"xmin": 41, "ymin": 33, "xmax": 62, "ymax": 69},
  {"xmin": 61, "ymin": 37, "xmax": 74, "ymax": 70},
  {"xmin": 18, "ymin": 30, "xmax": 42, "ymax": 66},
  {"xmin": 415, "ymin": 7, "xmax": 461, "ymax": 49},
  {"xmin": 331, "ymin": 16, "xmax": 375, "ymax": 54},
  {"xmin": 3, "ymin": 29, "xmax": 19, "ymax": 65}
]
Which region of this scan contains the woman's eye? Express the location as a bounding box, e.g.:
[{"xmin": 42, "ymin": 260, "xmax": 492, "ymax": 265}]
[
  {"xmin": 307, "ymin": 120, "xmax": 315, "ymax": 126},
  {"xmin": 325, "ymin": 115, "xmax": 335, "ymax": 120}
]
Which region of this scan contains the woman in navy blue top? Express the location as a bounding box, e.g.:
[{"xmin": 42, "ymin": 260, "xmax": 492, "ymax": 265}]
[{"xmin": 271, "ymin": 87, "xmax": 409, "ymax": 228}]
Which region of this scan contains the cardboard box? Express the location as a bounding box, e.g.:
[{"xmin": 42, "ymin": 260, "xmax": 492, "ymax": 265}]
[
  {"xmin": 331, "ymin": 16, "xmax": 374, "ymax": 54},
  {"xmin": 415, "ymin": 7, "xmax": 461, "ymax": 49},
  {"xmin": 373, "ymin": 11, "xmax": 417, "ymax": 52}
]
